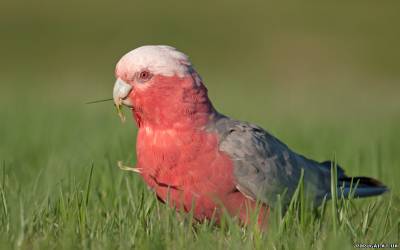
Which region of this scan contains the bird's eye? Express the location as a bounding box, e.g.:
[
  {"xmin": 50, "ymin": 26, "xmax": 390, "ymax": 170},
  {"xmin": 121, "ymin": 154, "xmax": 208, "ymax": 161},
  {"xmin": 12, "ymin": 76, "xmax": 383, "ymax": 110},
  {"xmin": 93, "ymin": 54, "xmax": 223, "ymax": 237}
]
[{"xmin": 137, "ymin": 70, "xmax": 152, "ymax": 83}]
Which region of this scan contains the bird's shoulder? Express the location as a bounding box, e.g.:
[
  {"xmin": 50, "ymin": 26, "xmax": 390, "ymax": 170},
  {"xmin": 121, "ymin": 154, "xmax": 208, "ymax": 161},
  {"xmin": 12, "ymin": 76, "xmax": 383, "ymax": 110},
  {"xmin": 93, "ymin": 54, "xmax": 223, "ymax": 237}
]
[{"xmin": 207, "ymin": 114, "xmax": 288, "ymax": 157}]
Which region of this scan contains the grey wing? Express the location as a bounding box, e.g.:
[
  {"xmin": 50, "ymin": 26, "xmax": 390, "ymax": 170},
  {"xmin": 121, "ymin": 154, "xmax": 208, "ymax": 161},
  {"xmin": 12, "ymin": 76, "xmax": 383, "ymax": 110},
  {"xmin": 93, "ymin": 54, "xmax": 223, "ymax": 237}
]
[{"xmin": 212, "ymin": 116, "xmax": 331, "ymax": 207}]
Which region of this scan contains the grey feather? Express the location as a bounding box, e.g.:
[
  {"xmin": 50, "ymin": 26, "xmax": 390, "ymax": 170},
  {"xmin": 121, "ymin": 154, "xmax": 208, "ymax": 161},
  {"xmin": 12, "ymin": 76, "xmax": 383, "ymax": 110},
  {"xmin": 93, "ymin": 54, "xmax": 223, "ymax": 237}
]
[{"xmin": 207, "ymin": 114, "xmax": 386, "ymax": 208}]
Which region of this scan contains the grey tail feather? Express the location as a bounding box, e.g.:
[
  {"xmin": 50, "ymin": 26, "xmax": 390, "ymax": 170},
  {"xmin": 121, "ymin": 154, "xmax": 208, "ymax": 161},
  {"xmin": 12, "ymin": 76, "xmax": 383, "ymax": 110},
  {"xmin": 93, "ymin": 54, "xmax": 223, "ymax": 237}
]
[
  {"xmin": 320, "ymin": 161, "xmax": 389, "ymax": 199},
  {"xmin": 337, "ymin": 176, "xmax": 389, "ymax": 198}
]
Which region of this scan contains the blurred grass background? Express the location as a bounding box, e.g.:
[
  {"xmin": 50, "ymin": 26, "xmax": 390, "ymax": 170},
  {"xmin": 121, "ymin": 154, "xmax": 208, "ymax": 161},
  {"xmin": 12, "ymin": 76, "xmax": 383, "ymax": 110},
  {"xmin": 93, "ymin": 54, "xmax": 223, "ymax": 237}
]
[{"xmin": 0, "ymin": 0, "xmax": 399, "ymax": 249}]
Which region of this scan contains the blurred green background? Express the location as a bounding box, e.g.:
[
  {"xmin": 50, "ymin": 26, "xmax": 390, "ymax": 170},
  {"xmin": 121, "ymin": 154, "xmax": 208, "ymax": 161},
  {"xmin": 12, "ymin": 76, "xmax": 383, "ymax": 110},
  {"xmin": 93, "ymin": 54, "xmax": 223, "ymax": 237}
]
[{"xmin": 0, "ymin": 1, "xmax": 399, "ymax": 248}]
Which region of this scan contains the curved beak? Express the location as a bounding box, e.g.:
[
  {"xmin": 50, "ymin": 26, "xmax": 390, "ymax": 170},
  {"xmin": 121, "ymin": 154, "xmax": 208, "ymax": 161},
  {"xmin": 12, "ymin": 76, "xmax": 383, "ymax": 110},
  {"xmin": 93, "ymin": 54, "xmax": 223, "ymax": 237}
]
[{"xmin": 113, "ymin": 78, "xmax": 133, "ymax": 107}]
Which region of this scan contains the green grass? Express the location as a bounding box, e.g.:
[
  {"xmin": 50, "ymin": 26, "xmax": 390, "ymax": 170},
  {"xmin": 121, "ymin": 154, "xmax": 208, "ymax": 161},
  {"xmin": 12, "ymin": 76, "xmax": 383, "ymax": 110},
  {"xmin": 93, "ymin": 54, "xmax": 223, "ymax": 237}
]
[
  {"xmin": 0, "ymin": 82, "xmax": 399, "ymax": 249},
  {"xmin": 1, "ymin": 1, "xmax": 400, "ymax": 248}
]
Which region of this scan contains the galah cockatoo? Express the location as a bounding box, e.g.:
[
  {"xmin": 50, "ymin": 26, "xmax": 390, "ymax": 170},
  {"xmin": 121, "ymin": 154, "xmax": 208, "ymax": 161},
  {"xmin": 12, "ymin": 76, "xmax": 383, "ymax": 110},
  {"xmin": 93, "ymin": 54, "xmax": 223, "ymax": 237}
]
[{"xmin": 113, "ymin": 45, "xmax": 388, "ymax": 226}]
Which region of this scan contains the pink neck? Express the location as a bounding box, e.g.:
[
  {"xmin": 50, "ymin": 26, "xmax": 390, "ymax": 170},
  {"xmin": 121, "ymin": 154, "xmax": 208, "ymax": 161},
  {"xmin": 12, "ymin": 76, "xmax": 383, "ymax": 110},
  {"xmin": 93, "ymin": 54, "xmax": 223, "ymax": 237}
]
[{"xmin": 131, "ymin": 75, "xmax": 215, "ymax": 130}]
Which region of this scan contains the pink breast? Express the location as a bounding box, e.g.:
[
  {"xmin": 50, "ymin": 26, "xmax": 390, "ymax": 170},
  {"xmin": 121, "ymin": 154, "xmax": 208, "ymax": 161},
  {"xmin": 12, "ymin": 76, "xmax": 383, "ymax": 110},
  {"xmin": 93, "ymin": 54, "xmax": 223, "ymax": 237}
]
[
  {"xmin": 136, "ymin": 128, "xmax": 234, "ymax": 218},
  {"xmin": 135, "ymin": 127, "xmax": 269, "ymax": 226}
]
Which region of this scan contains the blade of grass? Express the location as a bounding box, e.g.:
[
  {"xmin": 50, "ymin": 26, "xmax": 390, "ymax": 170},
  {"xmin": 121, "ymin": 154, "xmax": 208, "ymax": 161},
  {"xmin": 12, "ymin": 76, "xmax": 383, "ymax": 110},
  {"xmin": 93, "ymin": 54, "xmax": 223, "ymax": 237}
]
[
  {"xmin": 85, "ymin": 98, "xmax": 113, "ymax": 104},
  {"xmin": 85, "ymin": 162, "xmax": 95, "ymax": 206},
  {"xmin": 330, "ymin": 154, "xmax": 338, "ymax": 235}
]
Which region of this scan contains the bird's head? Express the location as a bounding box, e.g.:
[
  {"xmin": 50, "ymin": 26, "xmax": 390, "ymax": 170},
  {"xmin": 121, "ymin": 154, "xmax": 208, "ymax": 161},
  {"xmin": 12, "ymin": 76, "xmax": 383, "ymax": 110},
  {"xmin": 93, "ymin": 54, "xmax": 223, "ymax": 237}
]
[{"xmin": 113, "ymin": 45, "xmax": 213, "ymax": 128}]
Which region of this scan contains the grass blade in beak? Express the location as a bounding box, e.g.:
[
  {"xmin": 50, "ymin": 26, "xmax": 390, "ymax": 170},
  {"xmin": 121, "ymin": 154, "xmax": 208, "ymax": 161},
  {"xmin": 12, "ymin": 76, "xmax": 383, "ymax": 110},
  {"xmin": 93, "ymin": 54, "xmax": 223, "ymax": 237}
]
[
  {"xmin": 115, "ymin": 102, "xmax": 126, "ymax": 123},
  {"xmin": 85, "ymin": 98, "xmax": 114, "ymax": 104}
]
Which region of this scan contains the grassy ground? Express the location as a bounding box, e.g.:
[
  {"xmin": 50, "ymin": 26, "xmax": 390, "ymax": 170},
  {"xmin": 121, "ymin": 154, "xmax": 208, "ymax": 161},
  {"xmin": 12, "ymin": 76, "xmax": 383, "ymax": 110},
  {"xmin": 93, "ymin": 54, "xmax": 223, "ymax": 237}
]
[
  {"xmin": 1, "ymin": 1, "xmax": 400, "ymax": 249},
  {"xmin": 0, "ymin": 80, "xmax": 399, "ymax": 249}
]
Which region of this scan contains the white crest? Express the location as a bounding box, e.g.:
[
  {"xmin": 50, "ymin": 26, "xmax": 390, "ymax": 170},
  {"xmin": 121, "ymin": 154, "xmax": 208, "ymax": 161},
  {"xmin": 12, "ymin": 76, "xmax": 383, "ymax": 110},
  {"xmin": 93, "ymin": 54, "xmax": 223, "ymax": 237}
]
[{"xmin": 116, "ymin": 45, "xmax": 191, "ymax": 77}]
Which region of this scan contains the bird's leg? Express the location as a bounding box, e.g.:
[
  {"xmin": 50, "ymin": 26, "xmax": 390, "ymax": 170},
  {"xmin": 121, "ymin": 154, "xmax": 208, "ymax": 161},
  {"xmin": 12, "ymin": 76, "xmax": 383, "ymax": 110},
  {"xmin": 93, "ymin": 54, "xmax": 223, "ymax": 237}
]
[{"xmin": 117, "ymin": 161, "xmax": 142, "ymax": 173}]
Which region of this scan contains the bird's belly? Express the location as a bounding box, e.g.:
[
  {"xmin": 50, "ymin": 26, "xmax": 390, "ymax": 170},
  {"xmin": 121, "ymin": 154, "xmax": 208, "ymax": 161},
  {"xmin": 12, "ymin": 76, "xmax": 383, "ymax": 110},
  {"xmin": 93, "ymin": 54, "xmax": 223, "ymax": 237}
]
[
  {"xmin": 136, "ymin": 128, "xmax": 239, "ymax": 220},
  {"xmin": 141, "ymin": 165, "xmax": 269, "ymax": 224},
  {"xmin": 139, "ymin": 149, "xmax": 237, "ymax": 220}
]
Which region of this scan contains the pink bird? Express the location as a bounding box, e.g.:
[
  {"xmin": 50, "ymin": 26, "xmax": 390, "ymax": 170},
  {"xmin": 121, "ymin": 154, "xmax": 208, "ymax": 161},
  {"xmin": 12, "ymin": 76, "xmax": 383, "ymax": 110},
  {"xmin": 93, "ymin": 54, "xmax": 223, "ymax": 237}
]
[{"xmin": 113, "ymin": 45, "xmax": 387, "ymax": 227}]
